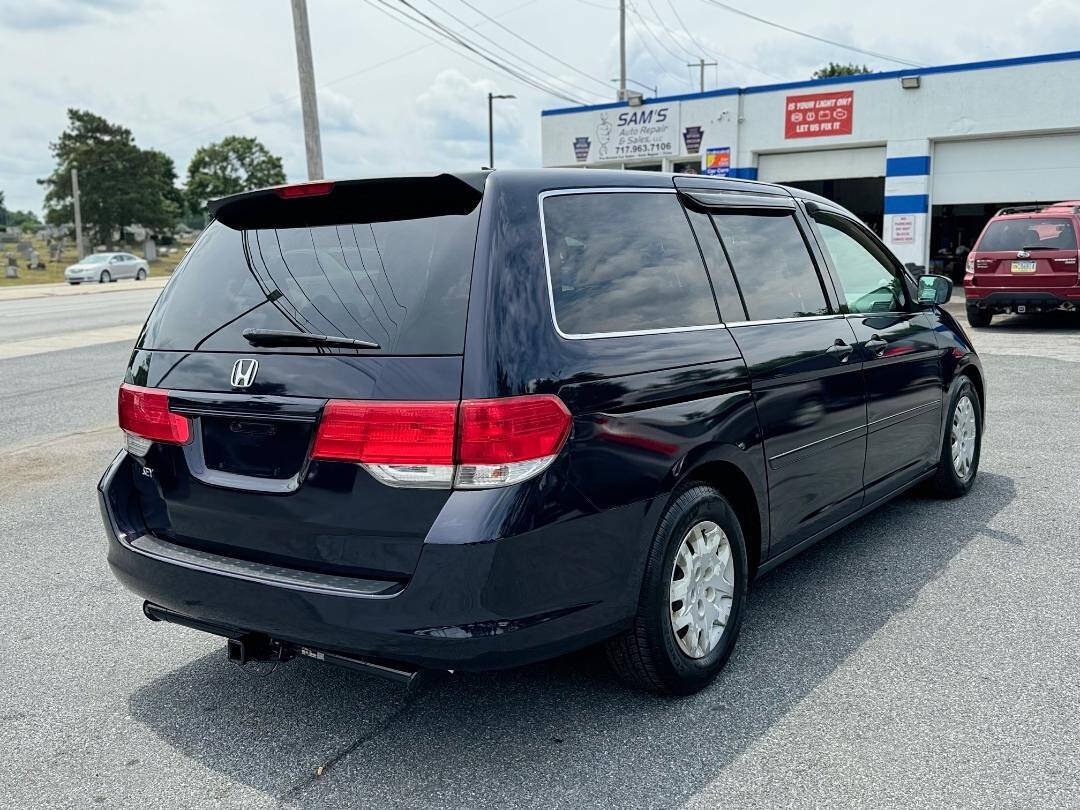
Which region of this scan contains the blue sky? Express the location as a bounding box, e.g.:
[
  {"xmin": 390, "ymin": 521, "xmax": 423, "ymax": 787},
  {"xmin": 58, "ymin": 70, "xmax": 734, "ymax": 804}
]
[{"xmin": 1, "ymin": 0, "xmax": 1077, "ymax": 214}]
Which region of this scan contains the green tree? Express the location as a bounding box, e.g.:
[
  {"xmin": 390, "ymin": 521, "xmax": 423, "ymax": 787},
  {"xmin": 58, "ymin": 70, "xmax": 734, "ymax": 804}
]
[
  {"xmin": 812, "ymin": 62, "xmax": 871, "ymax": 79},
  {"xmin": 38, "ymin": 109, "xmax": 182, "ymax": 246},
  {"xmin": 185, "ymin": 135, "xmax": 286, "ymax": 213}
]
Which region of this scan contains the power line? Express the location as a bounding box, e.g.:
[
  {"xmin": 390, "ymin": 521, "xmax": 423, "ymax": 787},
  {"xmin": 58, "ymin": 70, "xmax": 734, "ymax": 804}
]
[
  {"xmin": 159, "ymin": 0, "xmax": 541, "ymax": 149},
  {"xmin": 454, "ymin": 0, "xmax": 614, "ymax": 95},
  {"xmin": 645, "ymin": 0, "xmax": 697, "ymax": 60},
  {"xmin": 417, "ymin": 0, "xmax": 608, "ymax": 101},
  {"xmin": 376, "ymin": 0, "xmax": 591, "ymax": 104},
  {"xmin": 625, "ymin": 8, "xmax": 690, "ymax": 89},
  {"xmin": 388, "ymin": 0, "xmax": 597, "ymax": 103},
  {"xmin": 665, "ymin": 0, "xmax": 783, "ymax": 80},
  {"xmin": 627, "ymin": 1, "xmax": 693, "ymax": 68},
  {"xmin": 696, "ymin": 0, "xmax": 923, "ymax": 68}
]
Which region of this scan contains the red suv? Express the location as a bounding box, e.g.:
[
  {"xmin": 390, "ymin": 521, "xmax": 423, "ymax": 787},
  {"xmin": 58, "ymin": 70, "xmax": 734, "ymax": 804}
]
[{"xmin": 964, "ymin": 202, "xmax": 1080, "ymax": 326}]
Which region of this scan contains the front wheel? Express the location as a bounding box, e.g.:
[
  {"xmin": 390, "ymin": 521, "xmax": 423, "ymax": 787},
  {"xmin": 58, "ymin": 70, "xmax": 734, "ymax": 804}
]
[
  {"xmin": 605, "ymin": 484, "xmax": 748, "ymax": 695},
  {"xmin": 99, "ymin": 270, "xmax": 111, "ymax": 284},
  {"xmin": 966, "ymin": 306, "xmax": 992, "ymax": 328},
  {"xmin": 930, "ymin": 376, "xmax": 982, "ymax": 498}
]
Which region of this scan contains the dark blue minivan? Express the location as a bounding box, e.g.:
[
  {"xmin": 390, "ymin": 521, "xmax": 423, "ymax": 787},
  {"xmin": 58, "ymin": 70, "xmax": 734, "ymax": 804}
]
[{"xmin": 99, "ymin": 170, "xmax": 984, "ymax": 694}]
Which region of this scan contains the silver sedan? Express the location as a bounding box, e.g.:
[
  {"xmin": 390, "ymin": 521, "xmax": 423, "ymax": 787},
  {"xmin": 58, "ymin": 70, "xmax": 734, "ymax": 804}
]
[{"xmin": 64, "ymin": 252, "xmax": 150, "ymax": 284}]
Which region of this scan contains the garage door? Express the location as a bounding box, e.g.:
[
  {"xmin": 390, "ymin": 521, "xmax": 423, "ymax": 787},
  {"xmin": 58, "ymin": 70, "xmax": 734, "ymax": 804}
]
[
  {"xmin": 757, "ymin": 146, "xmax": 885, "ymax": 183},
  {"xmin": 933, "ymin": 133, "xmax": 1080, "ymax": 205}
]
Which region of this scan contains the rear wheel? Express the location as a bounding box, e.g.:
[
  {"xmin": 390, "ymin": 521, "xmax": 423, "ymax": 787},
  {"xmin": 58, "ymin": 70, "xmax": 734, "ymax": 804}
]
[
  {"xmin": 606, "ymin": 484, "xmax": 748, "ymax": 695},
  {"xmin": 931, "ymin": 376, "xmax": 982, "ymax": 498},
  {"xmin": 966, "ymin": 306, "xmax": 992, "ymax": 328},
  {"xmin": 99, "ymin": 270, "xmax": 111, "ymax": 284},
  {"xmin": 136, "ymin": 267, "xmax": 147, "ymax": 280}
]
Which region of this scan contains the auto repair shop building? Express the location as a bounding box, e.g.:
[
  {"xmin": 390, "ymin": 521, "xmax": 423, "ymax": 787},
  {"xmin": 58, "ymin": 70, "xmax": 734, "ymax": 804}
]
[{"xmin": 540, "ymin": 50, "xmax": 1080, "ymax": 269}]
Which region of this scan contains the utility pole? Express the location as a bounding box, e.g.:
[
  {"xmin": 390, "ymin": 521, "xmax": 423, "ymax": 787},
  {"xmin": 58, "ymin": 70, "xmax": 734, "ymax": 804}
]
[
  {"xmin": 487, "ymin": 92, "xmax": 516, "ymax": 168},
  {"xmin": 618, "ymin": 0, "xmax": 627, "ymax": 100},
  {"xmin": 687, "ymin": 58, "xmax": 718, "ymax": 93},
  {"xmin": 71, "ymin": 166, "xmax": 85, "ymax": 260},
  {"xmin": 290, "ymin": 0, "xmax": 324, "ymax": 180}
]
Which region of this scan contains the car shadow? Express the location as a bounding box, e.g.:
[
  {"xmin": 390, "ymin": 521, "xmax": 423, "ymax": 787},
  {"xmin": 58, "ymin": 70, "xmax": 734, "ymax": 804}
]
[
  {"xmin": 128, "ymin": 472, "xmax": 1017, "ymax": 807},
  {"xmin": 974, "ymin": 309, "xmax": 1080, "ymax": 331}
]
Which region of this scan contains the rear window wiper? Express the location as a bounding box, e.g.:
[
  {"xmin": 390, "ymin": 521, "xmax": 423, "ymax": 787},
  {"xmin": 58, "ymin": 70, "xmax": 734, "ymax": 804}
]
[
  {"xmin": 1020, "ymin": 245, "xmax": 1064, "ymax": 251},
  {"xmin": 241, "ymin": 328, "xmax": 380, "ymax": 350}
]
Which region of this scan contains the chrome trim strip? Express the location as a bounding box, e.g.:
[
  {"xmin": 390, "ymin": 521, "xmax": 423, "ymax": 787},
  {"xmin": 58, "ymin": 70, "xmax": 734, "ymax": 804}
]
[
  {"xmin": 769, "ymin": 423, "xmax": 866, "ymax": 462},
  {"xmin": 726, "ymin": 314, "xmax": 844, "ymax": 327},
  {"xmin": 538, "ymin": 187, "xmax": 730, "ymax": 341},
  {"xmin": 124, "ymin": 533, "xmax": 402, "ymax": 599},
  {"xmin": 868, "ymin": 400, "xmax": 940, "ymax": 427}
]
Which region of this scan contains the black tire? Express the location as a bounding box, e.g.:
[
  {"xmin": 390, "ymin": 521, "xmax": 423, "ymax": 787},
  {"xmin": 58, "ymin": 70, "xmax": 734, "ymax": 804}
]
[
  {"xmin": 136, "ymin": 267, "xmax": 147, "ymax": 280},
  {"xmin": 930, "ymin": 376, "xmax": 982, "ymax": 498},
  {"xmin": 966, "ymin": 306, "xmax": 992, "ymax": 328},
  {"xmin": 605, "ymin": 484, "xmax": 748, "ymax": 695},
  {"xmin": 99, "ymin": 270, "xmax": 111, "ymax": 284}
]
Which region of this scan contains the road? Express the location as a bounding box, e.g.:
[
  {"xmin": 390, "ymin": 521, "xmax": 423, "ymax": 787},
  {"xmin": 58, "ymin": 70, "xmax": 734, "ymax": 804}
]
[{"xmin": 1, "ymin": 287, "xmax": 1079, "ymax": 809}]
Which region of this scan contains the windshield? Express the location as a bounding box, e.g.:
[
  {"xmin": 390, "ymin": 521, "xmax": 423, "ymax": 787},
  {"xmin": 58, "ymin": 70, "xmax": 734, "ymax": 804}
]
[
  {"xmin": 977, "ymin": 218, "xmax": 1077, "ymax": 252},
  {"xmin": 138, "ymin": 202, "xmax": 481, "ymax": 355},
  {"xmin": 81, "ymin": 254, "xmax": 110, "ymax": 264}
]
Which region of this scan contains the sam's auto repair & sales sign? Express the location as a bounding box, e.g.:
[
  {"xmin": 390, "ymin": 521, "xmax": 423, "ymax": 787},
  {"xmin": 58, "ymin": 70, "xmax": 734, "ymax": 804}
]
[{"xmin": 784, "ymin": 90, "xmax": 853, "ymax": 138}]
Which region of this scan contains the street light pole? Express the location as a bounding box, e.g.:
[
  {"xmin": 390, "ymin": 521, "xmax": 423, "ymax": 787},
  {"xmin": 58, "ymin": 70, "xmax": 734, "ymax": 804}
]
[
  {"xmin": 619, "ymin": 0, "xmax": 627, "ymax": 100},
  {"xmin": 290, "ymin": 0, "xmax": 324, "ymax": 180},
  {"xmin": 487, "ymin": 92, "xmax": 515, "ymax": 168}
]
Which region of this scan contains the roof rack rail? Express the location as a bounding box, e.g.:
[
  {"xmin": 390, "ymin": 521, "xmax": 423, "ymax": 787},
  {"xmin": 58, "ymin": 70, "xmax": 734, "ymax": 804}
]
[
  {"xmin": 995, "ymin": 205, "xmax": 1043, "ymax": 216},
  {"xmin": 1040, "ymin": 203, "xmax": 1080, "ymax": 214}
]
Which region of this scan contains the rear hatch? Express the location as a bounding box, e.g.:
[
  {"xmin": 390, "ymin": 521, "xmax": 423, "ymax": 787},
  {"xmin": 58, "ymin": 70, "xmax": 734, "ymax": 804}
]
[
  {"xmin": 124, "ymin": 175, "xmax": 485, "ymax": 582},
  {"xmin": 969, "ymin": 215, "xmax": 1079, "ymax": 288}
]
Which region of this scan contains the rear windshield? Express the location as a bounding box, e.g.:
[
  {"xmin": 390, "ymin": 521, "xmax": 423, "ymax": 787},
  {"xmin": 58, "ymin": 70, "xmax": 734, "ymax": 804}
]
[
  {"xmin": 138, "ymin": 204, "xmax": 481, "ymax": 355},
  {"xmin": 977, "ymin": 217, "xmax": 1077, "ymax": 252}
]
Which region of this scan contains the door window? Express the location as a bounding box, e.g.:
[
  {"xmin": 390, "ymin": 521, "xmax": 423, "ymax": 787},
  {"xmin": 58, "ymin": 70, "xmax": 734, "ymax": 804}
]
[
  {"xmin": 814, "ymin": 213, "xmax": 907, "ymax": 314},
  {"xmin": 542, "ymin": 192, "xmax": 719, "ymax": 335},
  {"xmin": 711, "ymin": 212, "xmax": 828, "ymax": 321}
]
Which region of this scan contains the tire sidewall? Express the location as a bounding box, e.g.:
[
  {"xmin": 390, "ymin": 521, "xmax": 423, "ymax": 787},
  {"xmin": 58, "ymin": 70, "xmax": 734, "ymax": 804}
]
[
  {"xmin": 645, "ymin": 486, "xmax": 749, "ymax": 694},
  {"xmin": 941, "ymin": 377, "xmax": 982, "ymax": 493},
  {"xmin": 100, "ymin": 270, "xmax": 111, "ymax": 283}
]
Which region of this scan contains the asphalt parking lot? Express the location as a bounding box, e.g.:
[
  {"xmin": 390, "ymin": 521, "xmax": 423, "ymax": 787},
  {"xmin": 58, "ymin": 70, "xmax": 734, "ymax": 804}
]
[{"xmin": 1, "ymin": 286, "xmax": 1078, "ymax": 808}]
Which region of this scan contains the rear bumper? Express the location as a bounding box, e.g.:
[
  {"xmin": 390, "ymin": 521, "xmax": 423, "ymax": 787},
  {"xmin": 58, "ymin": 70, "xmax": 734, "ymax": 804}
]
[
  {"xmin": 963, "ymin": 288, "xmax": 1080, "ymax": 311},
  {"xmin": 98, "ymin": 451, "xmax": 649, "ymax": 671}
]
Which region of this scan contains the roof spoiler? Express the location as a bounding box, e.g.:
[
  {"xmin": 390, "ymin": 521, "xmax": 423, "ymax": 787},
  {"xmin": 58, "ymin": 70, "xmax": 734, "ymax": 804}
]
[{"xmin": 208, "ymin": 172, "xmax": 488, "ymax": 229}]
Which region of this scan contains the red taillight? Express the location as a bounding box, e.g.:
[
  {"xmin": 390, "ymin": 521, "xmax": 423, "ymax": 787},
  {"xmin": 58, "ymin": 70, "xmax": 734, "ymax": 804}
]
[
  {"xmin": 311, "ymin": 401, "xmax": 457, "ymax": 464},
  {"xmin": 458, "ymin": 396, "xmax": 571, "ymax": 464},
  {"xmin": 274, "ymin": 181, "xmax": 335, "ymax": 199},
  {"xmin": 118, "ymin": 384, "xmax": 190, "ymax": 444},
  {"xmin": 311, "ymin": 395, "xmax": 572, "ymax": 489}
]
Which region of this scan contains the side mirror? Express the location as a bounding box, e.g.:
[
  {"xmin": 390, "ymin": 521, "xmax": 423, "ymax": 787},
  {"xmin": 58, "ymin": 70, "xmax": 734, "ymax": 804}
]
[{"xmin": 917, "ymin": 274, "xmax": 952, "ymax": 306}]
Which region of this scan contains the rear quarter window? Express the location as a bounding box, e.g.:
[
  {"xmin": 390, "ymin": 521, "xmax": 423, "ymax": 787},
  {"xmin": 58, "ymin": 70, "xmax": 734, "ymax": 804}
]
[
  {"xmin": 138, "ymin": 204, "xmax": 481, "ymax": 355},
  {"xmin": 541, "ymin": 192, "xmax": 719, "ymax": 335}
]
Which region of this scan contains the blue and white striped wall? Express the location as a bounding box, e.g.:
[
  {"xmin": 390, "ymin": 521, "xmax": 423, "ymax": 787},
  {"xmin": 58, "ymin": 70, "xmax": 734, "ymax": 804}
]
[{"xmin": 883, "ymin": 139, "xmax": 931, "ymax": 267}]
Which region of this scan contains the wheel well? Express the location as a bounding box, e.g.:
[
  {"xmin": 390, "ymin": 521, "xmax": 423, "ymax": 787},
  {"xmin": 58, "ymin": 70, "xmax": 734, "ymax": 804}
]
[
  {"xmin": 684, "ymin": 461, "xmax": 763, "ymax": 579},
  {"xmin": 960, "ymin": 364, "xmax": 985, "ymax": 408}
]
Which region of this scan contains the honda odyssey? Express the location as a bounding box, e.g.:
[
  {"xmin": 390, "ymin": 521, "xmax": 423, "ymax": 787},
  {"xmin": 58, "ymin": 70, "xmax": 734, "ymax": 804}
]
[{"xmin": 99, "ymin": 170, "xmax": 984, "ymax": 694}]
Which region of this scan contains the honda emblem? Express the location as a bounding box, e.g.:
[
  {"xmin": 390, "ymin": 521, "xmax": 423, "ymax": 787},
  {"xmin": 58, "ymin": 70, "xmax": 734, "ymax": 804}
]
[{"xmin": 230, "ymin": 358, "xmax": 259, "ymax": 388}]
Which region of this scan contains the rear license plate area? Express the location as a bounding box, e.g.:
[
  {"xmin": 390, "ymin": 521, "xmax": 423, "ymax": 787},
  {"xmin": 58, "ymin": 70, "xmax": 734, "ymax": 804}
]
[
  {"xmin": 1011, "ymin": 260, "xmax": 1037, "ymax": 273},
  {"xmin": 201, "ymin": 416, "xmax": 312, "ymax": 479}
]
